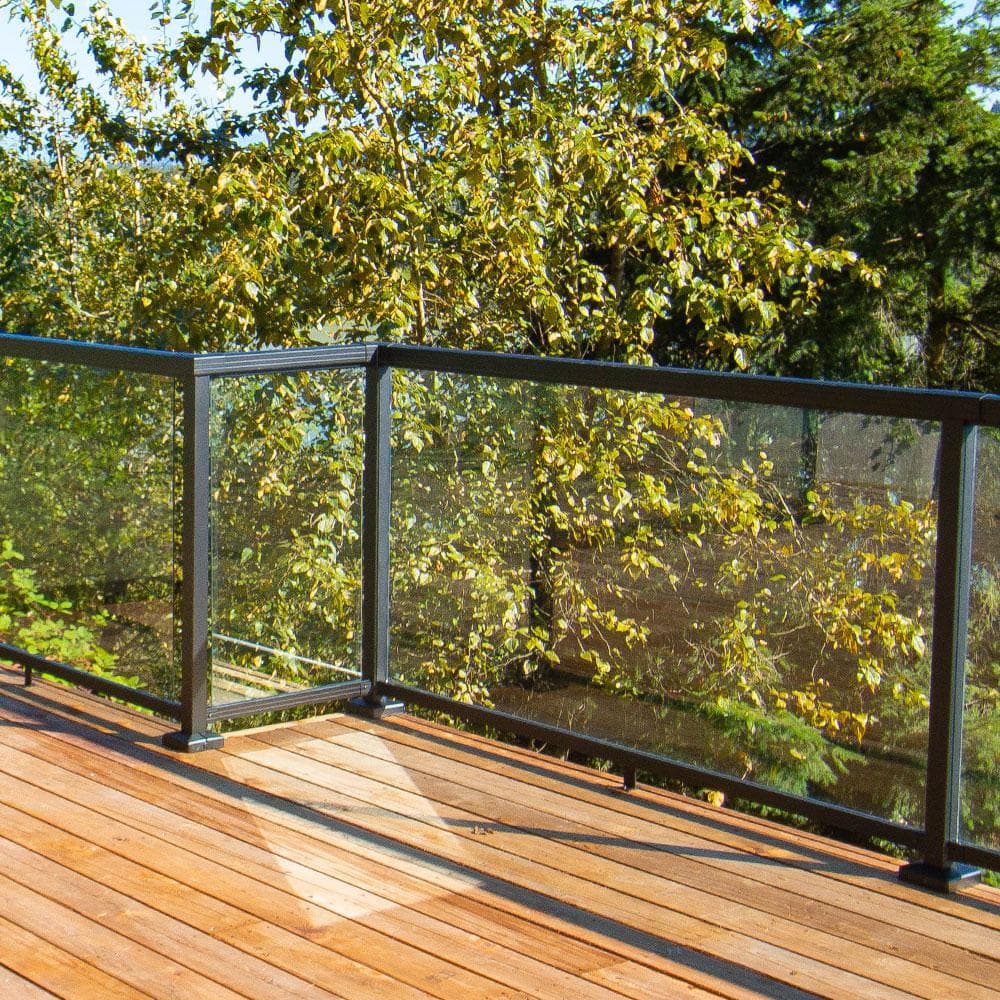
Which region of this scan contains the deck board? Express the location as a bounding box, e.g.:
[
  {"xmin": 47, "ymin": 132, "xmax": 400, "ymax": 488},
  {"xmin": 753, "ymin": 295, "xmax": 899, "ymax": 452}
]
[
  {"xmin": 227, "ymin": 729, "xmax": 993, "ymax": 998},
  {"xmin": 262, "ymin": 718, "xmax": 1000, "ymax": 979},
  {"xmin": 0, "ymin": 666, "xmax": 997, "ymax": 999}
]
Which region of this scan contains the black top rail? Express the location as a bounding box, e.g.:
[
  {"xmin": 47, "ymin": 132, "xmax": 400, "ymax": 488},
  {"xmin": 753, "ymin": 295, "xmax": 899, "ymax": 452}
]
[
  {"xmin": 2, "ymin": 333, "xmax": 998, "ymax": 424},
  {"xmin": 379, "ymin": 344, "xmax": 1000, "ymax": 425},
  {"xmin": 0, "ymin": 333, "xmax": 376, "ymax": 378},
  {"xmin": 1, "ymin": 330, "xmax": 997, "ymax": 892},
  {"xmin": 192, "ymin": 342, "xmax": 376, "ymax": 376},
  {"xmin": 0, "ymin": 332, "xmax": 194, "ymax": 377}
]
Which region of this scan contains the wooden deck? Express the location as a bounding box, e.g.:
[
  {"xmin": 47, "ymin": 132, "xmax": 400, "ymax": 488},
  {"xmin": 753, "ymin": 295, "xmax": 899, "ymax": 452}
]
[{"xmin": 0, "ymin": 666, "xmax": 997, "ymax": 999}]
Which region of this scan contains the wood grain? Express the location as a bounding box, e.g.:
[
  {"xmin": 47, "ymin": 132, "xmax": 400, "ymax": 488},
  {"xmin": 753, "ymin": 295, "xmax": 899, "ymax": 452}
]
[{"xmin": 0, "ymin": 665, "xmax": 996, "ymax": 1000}]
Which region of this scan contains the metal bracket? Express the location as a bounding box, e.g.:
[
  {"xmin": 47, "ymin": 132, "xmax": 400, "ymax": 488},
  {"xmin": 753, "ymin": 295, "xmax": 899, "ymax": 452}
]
[
  {"xmin": 162, "ymin": 731, "xmax": 225, "ymax": 753},
  {"xmin": 898, "ymin": 861, "xmax": 981, "ymax": 893},
  {"xmin": 345, "ymin": 694, "xmax": 405, "ymax": 720}
]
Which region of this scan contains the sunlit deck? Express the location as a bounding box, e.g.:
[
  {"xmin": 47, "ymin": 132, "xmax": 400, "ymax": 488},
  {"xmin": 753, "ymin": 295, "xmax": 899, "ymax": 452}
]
[{"xmin": 0, "ymin": 664, "xmax": 997, "ymax": 999}]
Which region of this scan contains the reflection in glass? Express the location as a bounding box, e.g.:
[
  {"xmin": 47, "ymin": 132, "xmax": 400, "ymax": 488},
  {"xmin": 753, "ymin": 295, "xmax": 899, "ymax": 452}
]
[
  {"xmin": 390, "ymin": 371, "xmax": 940, "ymax": 826},
  {"xmin": 209, "ymin": 369, "xmax": 364, "ymax": 707}
]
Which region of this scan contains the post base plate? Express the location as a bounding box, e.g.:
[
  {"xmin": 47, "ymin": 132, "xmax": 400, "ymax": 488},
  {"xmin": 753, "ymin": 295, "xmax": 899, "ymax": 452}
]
[{"xmin": 898, "ymin": 861, "xmax": 981, "ymax": 893}]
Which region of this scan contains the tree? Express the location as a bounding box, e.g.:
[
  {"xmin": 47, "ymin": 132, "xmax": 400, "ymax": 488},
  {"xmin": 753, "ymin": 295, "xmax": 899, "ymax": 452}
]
[
  {"xmin": 0, "ymin": 0, "xmax": 302, "ymax": 350},
  {"xmin": 720, "ymin": 0, "xmax": 1000, "ymax": 388},
  {"xmin": 167, "ymin": 0, "xmax": 870, "ymax": 363},
  {"xmin": 0, "ymin": 0, "xmax": 955, "ymax": 806}
]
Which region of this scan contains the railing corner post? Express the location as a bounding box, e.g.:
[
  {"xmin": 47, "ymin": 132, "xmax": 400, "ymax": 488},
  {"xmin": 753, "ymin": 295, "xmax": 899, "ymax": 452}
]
[
  {"xmin": 164, "ymin": 373, "xmax": 223, "ymax": 753},
  {"xmin": 899, "ymin": 421, "xmax": 980, "ymax": 892},
  {"xmin": 348, "ymin": 359, "xmax": 404, "ymax": 721}
]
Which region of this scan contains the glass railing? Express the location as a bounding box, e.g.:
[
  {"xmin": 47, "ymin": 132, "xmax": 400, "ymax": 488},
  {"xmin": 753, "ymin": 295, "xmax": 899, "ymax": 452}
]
[
  {"xmin": 965, "ymin": 428, "xmax": 1000, "ymax": 855},
  {"xmin": 208, "ymin": 369, "xmax": 365, "ymax": 719},
  {"xmin": 0, "ymin": 353, "xmax": 179, "ymax": 709},
  {"xmin": 389, "ymin": 372, "xmax": 940, "ymax": 830},
  {"xmin": 0, "ymin": 332, "xmax": 995, "ymax": 891}
]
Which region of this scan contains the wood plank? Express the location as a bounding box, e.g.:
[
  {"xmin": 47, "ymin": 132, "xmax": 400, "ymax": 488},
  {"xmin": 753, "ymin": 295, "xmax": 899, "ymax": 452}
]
[
  {"xmin": 0, "ymin": 836, "xmax": 331, "ymax": 1000},
  {"xmin": 4, "ymin": 660, "xmax": 997, "ymax": 956},
  {"xmin": 335, "ymin": 711, "xmax": 952, "ymax": 875},
  {"xmin": 0, "ymin": 725, "xmax": 622, "ymax": 979},
  {"xmin": 0, "ymin": 732, "xmax": 729, "ymax": 1000},
  {"xmin": 393, "ymin": 714, "xmax": 1000, "ymax": 905},
  {"xmin": 278, "ymin": 716, "xmax": 1000, "ymax": 971},
  {"xmin": 0, "ymin": 913, "xmax": 147, "ymax": 1000},
  {"xmin": 199, "ymin": 739, "xmax": 918, "ymax": 999},
  {"xmin": 0, "ymin": 683, "xmax": 826, "ymax": 999},
  {"xmin": 371, "ymin": 714, "xmax": 903, "ymax": 865},
  {"xmin": 0, "ymin": 959, "xmax": 66, "ymax": 999},
  {"xmin": 0, "ymin": 748, "xmax": 581, "ymax": 1000},
  {"xmin": 584, "ymin": 960, "xmax": 745, "ymax": 999},
  {"xmin": 0, "ymin": 663, "xmax": 980, "ymax": 885},
  {"xmin": 0, "ymin": 710, "xmax": 767, "ymax": 1000},
  {"xmin": 226, "ymin": 730, "xmax": 993, "ymax": 999},
  {"xmin": 0, "ymin": 798, "xmax": 430, "ymax": 1000},
  {"xmin": 0, "ymin": 798, "xmax": 742, "ymax": 1000},
  {"xmin": 0, "ymin": 873, "xmax": 217, "ymax": 1000},
  {"xmin": 0, "ymin": 684, "xmax": 932, "ymax": 995},
  {"xmin": 322, "ymin": 711, "xmax": 1000, "ymax": 922},
  {"xmin": 9, "ymin": 662, "xmax": 993, "ymax": 925},
  {"xmin": 0, "ymin": 667, "xmax": 170, "ymax": 737}
]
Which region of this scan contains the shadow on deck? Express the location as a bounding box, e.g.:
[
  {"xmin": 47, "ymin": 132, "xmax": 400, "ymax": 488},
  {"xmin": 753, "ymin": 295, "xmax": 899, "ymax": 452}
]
[{"xmin": 0, "ymin": 664, "xmax": 997, "ymax": 999}]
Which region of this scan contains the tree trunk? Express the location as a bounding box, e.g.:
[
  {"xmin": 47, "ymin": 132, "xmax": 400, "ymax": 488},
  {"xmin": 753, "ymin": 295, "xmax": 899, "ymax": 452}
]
[
  {"xmin": 924, "ymin": 258, "xmax": 950, "ymax": 388},
  {"xmin": 797, "ymin": 409, "xmax": 821, "ymax": 521}
]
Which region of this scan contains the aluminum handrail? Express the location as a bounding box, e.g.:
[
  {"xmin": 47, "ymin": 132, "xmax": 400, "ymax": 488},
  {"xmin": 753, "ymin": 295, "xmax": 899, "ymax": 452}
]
[{"xmin": 2, "ymin": 330, "xmax": 996, "ymax": 890}]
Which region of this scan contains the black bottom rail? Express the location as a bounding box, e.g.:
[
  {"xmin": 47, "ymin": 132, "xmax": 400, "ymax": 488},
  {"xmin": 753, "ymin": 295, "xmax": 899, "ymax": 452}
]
[
  {"xmin": 378, "ymin": 680, "xmax": 925, "ymax": 851},
  {"xmin": 0, "ymin": 641, "xmax": 182, "ymax": 719},
  {"xmin": 947, "ymin": 841, "xmax": 1000, "ymax": 875},
  {"xmin": 205, "ymin": 678, "xmax": 371, "ymax": 724}
]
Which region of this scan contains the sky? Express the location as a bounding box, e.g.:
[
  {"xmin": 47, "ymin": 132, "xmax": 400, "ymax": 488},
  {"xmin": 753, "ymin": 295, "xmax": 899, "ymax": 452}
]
[
  {"xmin": 1, "ymin": 0, "xmax": 993, "ymax": 111},
  {"xmin": 1, "ymin": 1, "xmax": 188, "ymax": 88},
  {"xmin": 0, "ymin": 0, "xmax": 277, "ymax": 115}
]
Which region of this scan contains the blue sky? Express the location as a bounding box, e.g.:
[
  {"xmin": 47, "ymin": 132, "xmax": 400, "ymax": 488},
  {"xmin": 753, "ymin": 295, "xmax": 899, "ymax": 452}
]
[
  {"xmin": 1, "ymin": 1, "xmax": 185, "ymax": 88},
  {"xmin": 1, "ymin": 0, "xmax": 992, "ymax": 109},
  {"xmin": 0, "ymin": 0, "xmax": 276, "ymax": 114}
]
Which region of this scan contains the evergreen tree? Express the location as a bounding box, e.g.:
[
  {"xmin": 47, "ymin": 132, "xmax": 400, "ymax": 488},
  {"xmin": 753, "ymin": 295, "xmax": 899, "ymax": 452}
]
[{"xmin": 721, "ymin": 0, "xmax": 999, "ymax": 389}]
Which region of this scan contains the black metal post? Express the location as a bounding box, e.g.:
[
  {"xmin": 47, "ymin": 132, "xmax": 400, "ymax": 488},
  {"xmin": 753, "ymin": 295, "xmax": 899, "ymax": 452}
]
[
  {"xmin": 899, "ymin": 420, "xmax": 979, "ymax": 891},
  {"xmin": 348, "ymin": 360, "xmax": 404, "ymax": 719},
  {"xmin": 163, "ymin": 375, "xmax": 223, "ymax": 751}
]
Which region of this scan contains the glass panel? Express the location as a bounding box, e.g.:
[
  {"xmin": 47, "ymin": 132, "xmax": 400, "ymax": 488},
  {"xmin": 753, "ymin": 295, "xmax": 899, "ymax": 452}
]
[
  {"xmin": 390, "ymin": 370, "xmax": 939, "ymax": 826},
  {"xmin": 964, "ymin": 428, "xmax": 1000, "ymax": 852},
  {"xmin": 209, "ymin": 369, "xmax": 364, "ymax": 707},
  {"xmin": 0, "ymin": 357, "xmax": 178, "ymax": 699}
]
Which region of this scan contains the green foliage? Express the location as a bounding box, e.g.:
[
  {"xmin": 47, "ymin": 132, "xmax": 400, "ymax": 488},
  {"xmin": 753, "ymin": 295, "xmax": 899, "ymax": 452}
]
[
  {"xmin": 390, "ymin": 375, "xmax": 719, "ymax": 698},
  {"xmin": 697, "ymin": 697, "xmax": 864, "ymax": 794},
  {"xmin": 720, "ymin": 0, "xmax": 1000, "ymax": 387},
  {"xmin": 185, "ymin": 0, "xmax": 868, "ymax": 364},
  {"xmin": 681, "ymin": 480, "xmax": 935, "ymax": 776},
  {"xmin": 0, "ymin": 537, "xmax": 123, "ymax": 679},
  {"xmin": 0, "ymin": 358, "xmax": 176, "ymax": 586}
]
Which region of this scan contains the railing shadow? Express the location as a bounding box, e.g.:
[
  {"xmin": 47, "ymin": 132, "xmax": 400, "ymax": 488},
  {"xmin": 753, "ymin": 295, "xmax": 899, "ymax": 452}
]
[
  {"xmin": 0, "ymin": 675, "xmax": 839, "ymax": 997},
  {"xmin": 3, "ymin": 670, "xmax": 998, "ymax": 1000}
]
